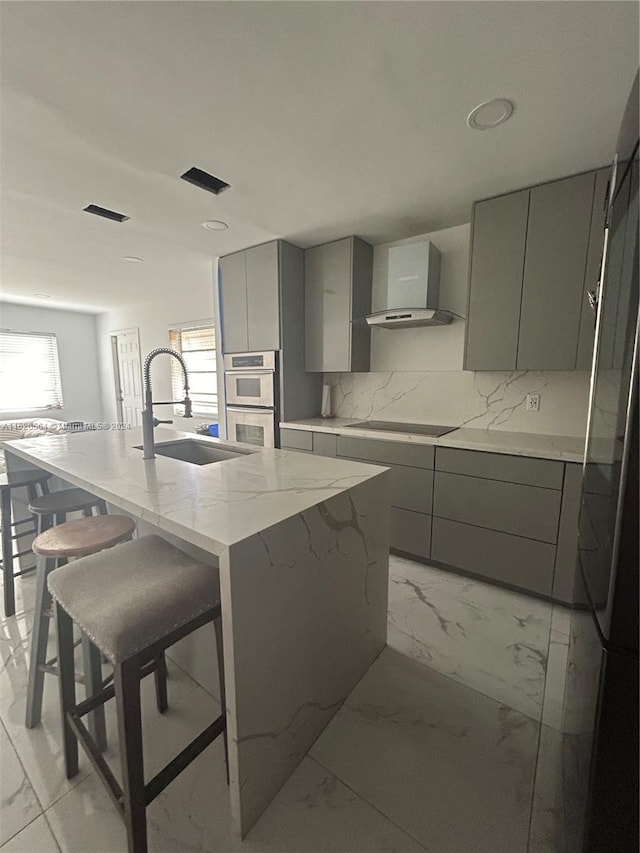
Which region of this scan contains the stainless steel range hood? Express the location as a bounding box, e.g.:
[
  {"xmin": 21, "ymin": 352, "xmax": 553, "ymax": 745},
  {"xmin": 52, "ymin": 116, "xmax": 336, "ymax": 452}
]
[
  {"xmin": 365, "ymin": 307, "xmax": 452, "ymax": 328},
  {"xmin": 365, "ymin": 240, "xmax": 453, "ymax": 329}
]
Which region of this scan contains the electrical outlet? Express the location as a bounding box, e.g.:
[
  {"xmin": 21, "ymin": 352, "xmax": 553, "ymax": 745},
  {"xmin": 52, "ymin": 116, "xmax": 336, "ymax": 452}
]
[{"xmin": 526, "ymin": 393, "xmax": 540, "ymax": 412}]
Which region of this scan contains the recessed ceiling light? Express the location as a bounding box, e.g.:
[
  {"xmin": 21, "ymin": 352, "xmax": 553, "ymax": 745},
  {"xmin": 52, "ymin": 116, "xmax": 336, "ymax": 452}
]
[
  {"xmin": 33, "ymin": 293, "xmax": 51, "ymax": 299},
  {"xmin": 202, "ymin": 220, "xmax": 229, "ymax": 231},
  {"xmin": 122, "ymin": 256, "xmax": 143, "ymax": 263},
  {"xmin": 467, "ymin": 98, "xmax": 514, "ymax": 131}
]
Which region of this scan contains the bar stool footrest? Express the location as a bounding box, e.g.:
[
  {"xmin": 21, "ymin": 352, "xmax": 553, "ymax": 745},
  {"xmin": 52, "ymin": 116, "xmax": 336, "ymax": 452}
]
[
  {"xmin": 144, "ymin": 715, "xmax": 225, "ymax": 805},
  {"xmin": 67, "ymin": 712, "xmax": 125, "ymax": 815}
]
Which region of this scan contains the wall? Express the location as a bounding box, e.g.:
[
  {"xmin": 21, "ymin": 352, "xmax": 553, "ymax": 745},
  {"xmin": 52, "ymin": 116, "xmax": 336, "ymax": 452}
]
[
  {"xmin": 96, "ymin": 262, "xmax": 219, "ymax": 433},
  {"xmin": 327, "ymin": 224, "xmax": 591, "ymax": 437},
  {"xmin": 0, "ymin": 301, "xmax": 103, "ymax": 422}
]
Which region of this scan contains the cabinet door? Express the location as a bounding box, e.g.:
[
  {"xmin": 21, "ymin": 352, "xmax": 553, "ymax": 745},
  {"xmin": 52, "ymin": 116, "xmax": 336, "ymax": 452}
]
[
  {"xmin": 246, "ymin": 241, "xmax": 280, "ymax": 351},
  {"xmin": 575, "ymin": 168, "xmax": 610, "ymax": 369},
  {"xmin": 464, "ymin": 190, "xmax": 529, "ymax": 370},
  {"xmin": 305, "ymin": 239, "xmax": 352, "ymax": 372},
  {"xmin": 219, "ymin": 252, "xmax": 248, "ymax": 354},
  {"xmin": 517, "ymin": 172, "xmax": 595, "ymax": 370}
]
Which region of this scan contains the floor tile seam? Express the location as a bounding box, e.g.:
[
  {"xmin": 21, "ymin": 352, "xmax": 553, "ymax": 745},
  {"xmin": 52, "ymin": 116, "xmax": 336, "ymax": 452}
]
[
  {"xmin": 524, "ymin": 604, "xmax": 557, "ymax": 853},
  {"xmin": 1, "ymin": 713, "xmax": 94, "ymax": 811},
  {"xmin": 42, "ymin": 810, "xmax": 63, "ymax": 853},
  {"xmin": 386, "ymin": 644, "xmax": 546, "ymax": 727},
  {"xmin": 307, "ymin": 753, "xmax": 433, "ymax": 853},
  {"xmin": 0, "ymin": 812, "xmax": 43, "ymax": 849},
  {"xmin": 163, "ymin": 651, "xmax": 218, "ymax": 702}
]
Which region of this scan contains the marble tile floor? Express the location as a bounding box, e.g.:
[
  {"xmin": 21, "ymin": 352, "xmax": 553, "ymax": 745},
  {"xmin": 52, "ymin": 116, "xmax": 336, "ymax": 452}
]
[{"xmin": 1, "ymin": 557, "xmax": 567, "ymax": 852}]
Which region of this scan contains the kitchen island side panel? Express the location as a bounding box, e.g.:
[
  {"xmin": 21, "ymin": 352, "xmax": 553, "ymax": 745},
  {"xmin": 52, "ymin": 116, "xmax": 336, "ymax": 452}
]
[{"xmin": 219, "ymin": 472, "xmax": 390, "ymax": 837}]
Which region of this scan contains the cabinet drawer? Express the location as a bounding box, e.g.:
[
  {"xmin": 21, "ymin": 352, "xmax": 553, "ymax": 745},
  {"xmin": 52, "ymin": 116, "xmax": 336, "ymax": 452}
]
[
  {"xmin": 337, "ymin": 436, "xmax": 434, "ymax": 469},
  {"xmin": 435, "ymin": 447, "xmax": 563, "ymax": 489},
  {"xmin": 434, "ymin": 471, "xmax": 561, "ymax": 543},
  {"xmin": 390, "ymin": 508, "xmax": 431, "ymax": 560},
  {"xmin": 280, "ymin": 428, "xmax": 313, "ymax": 451},
  {"xmin": 341, "ymin": 457, "xmax": 432, "ymax": 514},
  {"xmin": 312, "ymin": 432, "xmax": 337, "ymax": 457},
  {"xmin": 431, "ymin": 518, "xmax": 555, "ymax": 596}
]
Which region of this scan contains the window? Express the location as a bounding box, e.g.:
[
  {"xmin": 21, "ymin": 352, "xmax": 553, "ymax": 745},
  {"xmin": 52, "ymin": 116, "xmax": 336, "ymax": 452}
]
[
  {"xmin": 0, "ymin": 330, "xmax": 64, "ymax": 413},
  {"xmin": 168, "ymin": 324, "xmax": 218, "ymax": 417}
]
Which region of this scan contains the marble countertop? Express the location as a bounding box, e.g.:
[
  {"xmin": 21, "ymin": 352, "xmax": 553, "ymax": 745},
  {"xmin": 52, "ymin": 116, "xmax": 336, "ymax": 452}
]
[
  {"xmin": 279, "ymin": 418, "xmax": 586, "ymax": 463},
  {"xmin": 4, "ymin": 427, "xmax": 388, "ymax": 555}
]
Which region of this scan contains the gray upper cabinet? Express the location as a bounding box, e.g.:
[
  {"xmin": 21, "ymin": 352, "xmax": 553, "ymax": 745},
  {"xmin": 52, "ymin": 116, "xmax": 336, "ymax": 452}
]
[
  {"xmin": 575, "ymin": 168, "xmax": 610, "ymax": 369},
  {"xmin": 219, "ymin": 241, "xmax": 280, "ymax": 354},
  {"xmin": 464, "ymin": 168, "xmax": 608, "ymax": 371},
  {"xmin": 245, "ymin": 242, "xmax": 280, "ymax": 351},
  {"xmin": 219, "ymin": 251, "xmax": 249, "ymax": 354},
  {"xmin": 304, "ymin": 236, "xmax": 373, "ymax": 372},
  {"xmin": 517, "ymin": 172, "xmax": 595, "ymax": 370},
  {"xmin": 464, "ymin": 190, "xmax": 529, "ymax": 370}
]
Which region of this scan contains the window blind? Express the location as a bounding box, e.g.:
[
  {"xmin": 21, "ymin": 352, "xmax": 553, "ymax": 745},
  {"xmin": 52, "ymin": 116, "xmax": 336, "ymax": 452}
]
[
  {"xmin": 0, "ymin": 330, "xmax": 64, "ymax": 413},
  {"xmin": 169, "ymin": 325, "xmax": 218, "ymax": 417}
]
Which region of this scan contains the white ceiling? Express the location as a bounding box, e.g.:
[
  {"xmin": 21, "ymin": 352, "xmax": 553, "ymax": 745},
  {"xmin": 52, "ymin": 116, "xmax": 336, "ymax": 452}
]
[{"xmin": 0, "ymin": 1, "xmax": 638, "ymax": 313}]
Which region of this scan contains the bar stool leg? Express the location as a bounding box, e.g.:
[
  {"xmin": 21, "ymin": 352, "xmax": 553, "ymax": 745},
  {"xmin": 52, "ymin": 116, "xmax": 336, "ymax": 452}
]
[
  {"xmin": 115, "ymin": 658, "xmax": 147, "ymax": 853},
  {"xmin": 1, "ymin": 487, "xmax": 15, "ymax": 617},
  {"xmin": 153, "ymin": 655, "xmax": 168, "ymax": 714},
  {"xmin": 55, "ymin": 601, "xmax": 79, "ymax": 778},
  {"xmin": 97, "ymin": 500, "xmax": 108, "ymax": 515},
  {"xmin": 213, "ymin": 612, "xmax": 228, "ymax": 783},
  {"xmin": 82, "ymin": 636, "xmax": 107, "ymax": 752},
  {"xmin": 25, "ymin": 555, "xmax": 56, "ymax": 728}
]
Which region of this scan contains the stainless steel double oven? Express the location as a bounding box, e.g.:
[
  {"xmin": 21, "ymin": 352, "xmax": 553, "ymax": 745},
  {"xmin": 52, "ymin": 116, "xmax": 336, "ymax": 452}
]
[{"xmin": 223, "ymin": 351, "xmax": 277, "ymax": 448}]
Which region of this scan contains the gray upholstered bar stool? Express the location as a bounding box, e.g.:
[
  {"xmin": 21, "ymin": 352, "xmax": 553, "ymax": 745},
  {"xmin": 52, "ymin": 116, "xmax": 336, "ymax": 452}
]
[
  {"xmin": 48, "ymin": 534, "xmax": 226, "ymax": 853},
  {"xmin": 25, "ymin": 514, "xmax": 137, "ymax": 748},
  {"xmin": 0, "ymin": 469, "xmax": 52, "ymax": 617}
]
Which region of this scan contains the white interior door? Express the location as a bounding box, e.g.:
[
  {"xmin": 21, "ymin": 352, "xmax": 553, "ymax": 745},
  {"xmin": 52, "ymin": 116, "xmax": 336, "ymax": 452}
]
[{"xmin": 112, "ymin": 329, "xmax": 143, "ymax": 426}]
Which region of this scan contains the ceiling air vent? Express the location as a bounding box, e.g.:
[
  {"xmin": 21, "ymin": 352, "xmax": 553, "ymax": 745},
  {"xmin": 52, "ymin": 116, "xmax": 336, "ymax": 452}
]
[
  {"xmin": 180, "ymin": 167, "xmax": 230, "ymax": 195},
  {"xmin": 83, "ymin": 204, "xmax": 130, "ymax": 223}
]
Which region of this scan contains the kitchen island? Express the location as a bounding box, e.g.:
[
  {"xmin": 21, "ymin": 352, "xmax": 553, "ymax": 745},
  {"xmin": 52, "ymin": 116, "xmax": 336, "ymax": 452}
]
[{"xmin": 4, "ymin": 428, "xmax": 390, "ymax": 838}]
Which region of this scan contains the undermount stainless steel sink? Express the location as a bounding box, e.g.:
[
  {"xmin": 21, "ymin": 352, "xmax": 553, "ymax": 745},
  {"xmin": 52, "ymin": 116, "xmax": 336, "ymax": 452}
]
[{"xmin": 134, "ymin": 439, "xmax": 254, "ymax": 466}]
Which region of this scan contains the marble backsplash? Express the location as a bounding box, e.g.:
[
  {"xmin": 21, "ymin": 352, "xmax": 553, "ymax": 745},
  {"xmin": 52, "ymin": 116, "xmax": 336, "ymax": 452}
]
[{"xmin": 326, "ymin": 370, "xmax": 591, "ymax": 437}]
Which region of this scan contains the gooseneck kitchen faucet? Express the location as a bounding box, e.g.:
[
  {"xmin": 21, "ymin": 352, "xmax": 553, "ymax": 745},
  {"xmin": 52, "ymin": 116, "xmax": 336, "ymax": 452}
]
[{"xmin": 141, "ymin": 347, "xmax": 193, "ymax": 459}]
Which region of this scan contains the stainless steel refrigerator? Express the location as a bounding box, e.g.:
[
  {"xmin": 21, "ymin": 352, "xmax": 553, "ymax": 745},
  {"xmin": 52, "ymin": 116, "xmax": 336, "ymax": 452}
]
[{"xmin": 574, "ymin": 70, "xmax": 638, "ymax": 852}]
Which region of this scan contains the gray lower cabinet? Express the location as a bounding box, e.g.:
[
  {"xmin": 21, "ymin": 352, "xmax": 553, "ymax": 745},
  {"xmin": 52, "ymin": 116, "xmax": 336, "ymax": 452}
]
[
  {"xmin": 464, "ymin": 167, "xmax": 608, "ymax": 371},
  {"xmin": 336, "ymin": 435, "xmax": 434, "ymax": 561},
  {"xmin": 280, "ymin": 429, "xmax": 338, "ymax": 457},
  {"xmin": 431, "ymin": 518, "xmax": 557, "ymax": 597},
  {"xmin": 280, "ymin": 428, "xmax": 313, "ymax": 451},
  {"xmin": 553, "ymin": 462, "xmax": 586, "ymax": 604},
  {"xmin": 280, "ymin": 431, "xmax": 583, "ymax": 602},
  {"xmin": 433, "ymin": 471, "xmax": 561, "ymax": 543},
  {"xmin": 391, "ymin": 508, "xmax": 431, "ymax": 560},
  {"xmin": 432, "ymin": 447, "xmax": 580, "ymax": 602},
  {"xmin": 336, "ymin": 435, "xmax": 434, "ymax": 469},
  {"xmin": 312, "ymin": 432, "xmax": 337, "ymax": 457}
]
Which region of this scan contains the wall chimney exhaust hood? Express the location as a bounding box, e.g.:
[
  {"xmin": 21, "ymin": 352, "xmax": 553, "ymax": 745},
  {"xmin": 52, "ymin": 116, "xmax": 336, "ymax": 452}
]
[{"xmin": 365, "ymin": 241, "xmax": 453, "ymax": 328}]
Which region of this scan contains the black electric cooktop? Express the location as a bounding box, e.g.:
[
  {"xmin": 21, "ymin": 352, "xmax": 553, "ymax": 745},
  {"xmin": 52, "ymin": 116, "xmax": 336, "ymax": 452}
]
[{"xmin": 346, "ymin": 421, "xmax": 457, "ymax": 437}]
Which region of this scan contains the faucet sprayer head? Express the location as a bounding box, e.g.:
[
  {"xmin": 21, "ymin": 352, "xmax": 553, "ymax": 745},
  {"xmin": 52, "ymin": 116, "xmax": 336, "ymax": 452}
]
[{"xmin": 183, "ymin": 396, "xmax": 193, "ymax": 418}]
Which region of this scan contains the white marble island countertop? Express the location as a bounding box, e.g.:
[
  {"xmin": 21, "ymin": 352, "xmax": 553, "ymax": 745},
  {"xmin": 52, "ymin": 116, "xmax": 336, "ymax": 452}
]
[
  {"xmin": 280, "ymin": 417, "xmax": 586, "ymax": 463},
  {"xmin": 5, "ymin": 426, "xmax": 391, "ymax": 839},
  {"xmin": 5, "ymin": 426, "xmax": 388, "ymax": 556}
]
